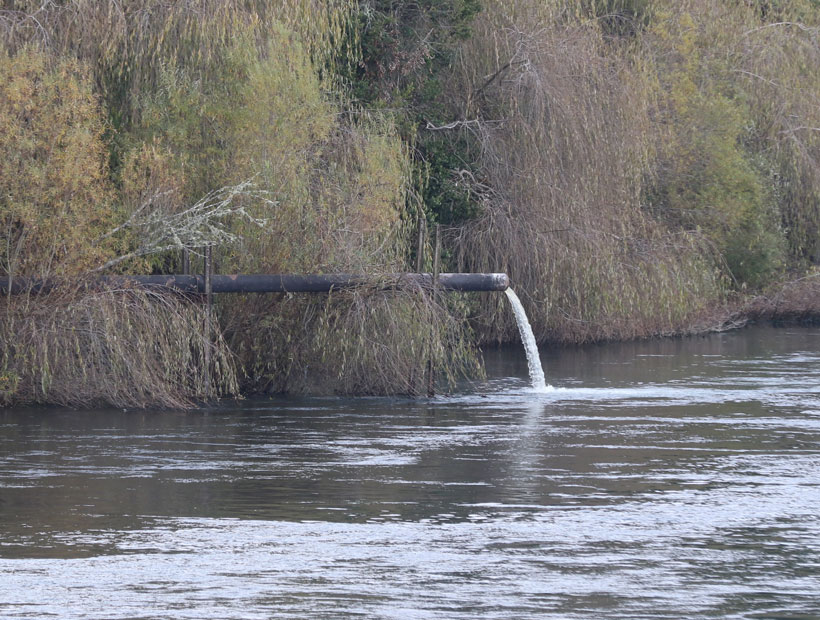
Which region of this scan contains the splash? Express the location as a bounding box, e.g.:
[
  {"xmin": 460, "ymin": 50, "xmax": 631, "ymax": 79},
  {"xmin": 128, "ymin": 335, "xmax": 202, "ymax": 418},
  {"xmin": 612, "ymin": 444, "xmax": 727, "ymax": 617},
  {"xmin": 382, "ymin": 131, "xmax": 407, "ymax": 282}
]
[{"xmin": 505, "ymin": 288, "xmax": 549, "ymax": 391}]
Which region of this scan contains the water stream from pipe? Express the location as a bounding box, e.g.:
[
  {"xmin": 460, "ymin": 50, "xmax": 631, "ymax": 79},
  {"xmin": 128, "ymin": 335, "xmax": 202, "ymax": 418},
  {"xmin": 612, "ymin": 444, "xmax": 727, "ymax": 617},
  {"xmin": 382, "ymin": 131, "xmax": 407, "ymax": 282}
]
[{"xmin": 504, "ymin": 288, "xmax": 549, "ymax": 391}]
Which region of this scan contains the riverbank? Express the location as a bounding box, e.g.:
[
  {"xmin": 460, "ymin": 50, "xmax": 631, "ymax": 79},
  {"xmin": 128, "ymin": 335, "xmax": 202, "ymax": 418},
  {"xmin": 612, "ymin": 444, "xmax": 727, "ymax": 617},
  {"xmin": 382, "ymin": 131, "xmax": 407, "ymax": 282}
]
[
  {"xmin": 2, "ymin": 1, "xmax": 819, "ymax": 409},
  {"xmin": 734, "ymin": 274, "xmax": 820, "ymax": 327},
  {"xmin": 1, "ymin": 274, "xmax": 818, "ymax": 409}
]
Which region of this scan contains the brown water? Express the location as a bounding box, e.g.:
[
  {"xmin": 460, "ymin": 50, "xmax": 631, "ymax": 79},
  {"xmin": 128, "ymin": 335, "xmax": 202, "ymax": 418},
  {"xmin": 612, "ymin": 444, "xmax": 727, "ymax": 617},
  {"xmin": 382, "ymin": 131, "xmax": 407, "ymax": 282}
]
[{"xmin": 1, "ymin": 326, "xmax": 819, "ymax": 619}]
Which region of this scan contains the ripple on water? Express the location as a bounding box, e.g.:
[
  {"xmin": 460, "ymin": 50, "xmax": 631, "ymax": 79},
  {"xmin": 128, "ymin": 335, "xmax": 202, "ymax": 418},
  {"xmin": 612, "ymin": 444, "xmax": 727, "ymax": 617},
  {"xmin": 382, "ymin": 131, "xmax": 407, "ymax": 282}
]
[{"xmin": 2, "ymin": 326, "xmax": 820, "ymax": 619}]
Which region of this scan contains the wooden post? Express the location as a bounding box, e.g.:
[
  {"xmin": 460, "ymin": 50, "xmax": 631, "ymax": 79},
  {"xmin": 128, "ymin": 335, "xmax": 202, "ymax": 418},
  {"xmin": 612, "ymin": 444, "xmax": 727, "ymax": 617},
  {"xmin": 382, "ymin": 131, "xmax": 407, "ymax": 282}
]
[
  {"xmin": 411, "ymin": 211, "xmax": 424, "ymax": 396},
  {"xmin": 183, "ymin": 248, "xmax": 190, "ymax": 275},
  {"xmin": 204, "ymin": 245, "xmax": 212, "ymax": 398},
  {"xmin": 432, "ymin": 224, "xmax": 441, "ymax": 290},
  {"xmin": 427, "ymin": 224, "xmax": 441, "ymax": 397},
  {"xmin": 416, "ymin": 210, "xmax": 425, "ymax": 273}
]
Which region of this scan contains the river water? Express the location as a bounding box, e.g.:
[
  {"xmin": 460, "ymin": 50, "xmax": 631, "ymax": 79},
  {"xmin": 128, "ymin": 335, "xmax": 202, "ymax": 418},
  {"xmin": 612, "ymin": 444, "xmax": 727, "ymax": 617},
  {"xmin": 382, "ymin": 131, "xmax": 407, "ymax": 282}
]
[{"xmin": 2, "ymin": 325, "xmax": 820, "ymax": 619}]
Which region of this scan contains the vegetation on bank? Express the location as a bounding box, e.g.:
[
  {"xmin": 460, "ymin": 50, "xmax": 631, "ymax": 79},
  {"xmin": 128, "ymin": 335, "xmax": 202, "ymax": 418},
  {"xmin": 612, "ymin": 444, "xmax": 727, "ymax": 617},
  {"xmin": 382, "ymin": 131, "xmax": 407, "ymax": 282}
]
[{"xmin": 1, "ymin": 0, "xmax": 819, "ymax": 407}]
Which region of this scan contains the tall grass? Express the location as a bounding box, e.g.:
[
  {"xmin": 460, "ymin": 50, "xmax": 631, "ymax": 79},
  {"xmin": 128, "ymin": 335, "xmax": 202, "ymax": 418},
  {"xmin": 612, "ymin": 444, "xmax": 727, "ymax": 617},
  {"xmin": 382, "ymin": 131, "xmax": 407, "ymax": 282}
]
[{"xmin": 1, "ymin": 285, "xmax": 238, "ymax": 408}]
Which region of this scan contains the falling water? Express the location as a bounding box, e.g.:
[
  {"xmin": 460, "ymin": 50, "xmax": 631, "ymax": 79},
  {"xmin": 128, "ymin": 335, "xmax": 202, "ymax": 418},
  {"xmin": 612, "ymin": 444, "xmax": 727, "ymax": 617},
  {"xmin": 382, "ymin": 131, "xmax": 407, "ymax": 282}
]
[{"xmin": 504, "ymin": 288, "xmax": 549, "ymax": 391}]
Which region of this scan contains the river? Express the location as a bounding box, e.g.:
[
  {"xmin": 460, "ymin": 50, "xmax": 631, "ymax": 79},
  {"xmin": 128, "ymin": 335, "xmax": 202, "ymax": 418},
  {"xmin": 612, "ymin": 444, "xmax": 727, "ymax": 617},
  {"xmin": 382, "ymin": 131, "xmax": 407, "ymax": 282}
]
[{"xmin": 2, "ymin": 325, "xmax": 819, "ymax": 618}]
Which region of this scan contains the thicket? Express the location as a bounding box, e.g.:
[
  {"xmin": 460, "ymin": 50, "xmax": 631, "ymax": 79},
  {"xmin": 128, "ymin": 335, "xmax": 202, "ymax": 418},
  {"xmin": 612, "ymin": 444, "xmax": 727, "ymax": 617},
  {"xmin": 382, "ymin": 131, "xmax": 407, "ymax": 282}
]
[
  {"xmin": 444, "ymin": 1, "xmax": 725, "ymax": 343},
  {"xmin": 0, "ymin": 0, "xmax": 479, "ymax": 407},
  {"xmin": 1, "ymin": 0, "xmax": 819, "ymax": 407},
  {"xmin": 436, "ymin": 0, "xmax": 820, "ymax": 343},
  {"xmin": 344, "ymin": 0, "xmax": 485, "ymax": 227}
]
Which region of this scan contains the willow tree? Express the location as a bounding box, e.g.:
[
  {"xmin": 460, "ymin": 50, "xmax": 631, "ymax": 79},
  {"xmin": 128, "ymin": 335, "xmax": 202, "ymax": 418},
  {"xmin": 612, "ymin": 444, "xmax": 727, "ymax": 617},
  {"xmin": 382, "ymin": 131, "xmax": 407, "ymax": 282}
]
[{"xmin": 449, "ymin": 0, "xmax": 723, "ymax": 344}]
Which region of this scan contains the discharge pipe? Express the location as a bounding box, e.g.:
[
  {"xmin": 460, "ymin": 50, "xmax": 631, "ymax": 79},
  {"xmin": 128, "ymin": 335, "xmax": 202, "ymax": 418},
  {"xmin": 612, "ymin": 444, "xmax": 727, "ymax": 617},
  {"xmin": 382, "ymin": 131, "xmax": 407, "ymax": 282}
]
[{"xmin": 0, "ymin": 273, "xmax": 509, "ymax": 295}]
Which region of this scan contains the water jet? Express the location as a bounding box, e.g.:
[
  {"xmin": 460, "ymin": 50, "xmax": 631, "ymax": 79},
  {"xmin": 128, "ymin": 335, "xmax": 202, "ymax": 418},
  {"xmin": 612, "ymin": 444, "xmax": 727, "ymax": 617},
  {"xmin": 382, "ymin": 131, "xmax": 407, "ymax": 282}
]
[{"xmin": 504, "ymin": 288, "xmax": 549, "ymax": 391}]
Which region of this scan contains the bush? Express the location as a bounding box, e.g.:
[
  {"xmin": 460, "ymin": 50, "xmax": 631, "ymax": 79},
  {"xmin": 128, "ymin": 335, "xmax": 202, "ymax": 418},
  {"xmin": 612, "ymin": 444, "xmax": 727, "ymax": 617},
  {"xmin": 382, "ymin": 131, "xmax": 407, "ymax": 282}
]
[
  {"xmin": 734, "ymin": 2, "xmax": 820, "ymax": 266},
  {"xmin": 0, "ymin": 47, "xmax": 115, "ymax": 277},
  {"xmin": 0, "ymin": 285, "xmax": 238, "ymax": 408},
  {"xmin": 108, "ymin": 16, "xmax": 480, "ymax": 396},
  {"xmin": 214, "ymin": 28, "xmax": 478, "ymax": 394},
  {"xmin": 0, "ymin": 8, "xmax": 480, "ymax": 404},
  {"xmin": 646, "ymin": 5, "xmax": 787, "ymax": 288}
]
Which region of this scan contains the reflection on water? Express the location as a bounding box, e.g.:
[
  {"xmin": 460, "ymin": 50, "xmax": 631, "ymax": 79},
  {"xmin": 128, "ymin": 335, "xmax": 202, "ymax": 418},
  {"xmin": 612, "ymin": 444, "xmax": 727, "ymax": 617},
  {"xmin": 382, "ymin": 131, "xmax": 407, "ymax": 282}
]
[{"xmin": 2, "ymin": 326, "xmax": 820, "ymax": 619}]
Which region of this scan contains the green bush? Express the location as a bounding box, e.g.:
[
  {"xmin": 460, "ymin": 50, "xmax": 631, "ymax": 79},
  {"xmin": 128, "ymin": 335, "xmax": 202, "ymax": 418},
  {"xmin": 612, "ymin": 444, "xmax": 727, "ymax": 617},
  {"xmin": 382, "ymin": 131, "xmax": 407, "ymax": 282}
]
[{"xmin": 647, "ymin": 5, "xmax": 790, "ymax": 287}]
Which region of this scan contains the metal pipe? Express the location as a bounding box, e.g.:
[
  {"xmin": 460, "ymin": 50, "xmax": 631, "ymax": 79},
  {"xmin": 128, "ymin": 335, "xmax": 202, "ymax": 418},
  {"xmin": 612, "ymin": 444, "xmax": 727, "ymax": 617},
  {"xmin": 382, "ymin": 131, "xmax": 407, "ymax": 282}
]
[
  {"xmin": 415, "ymin": 211, "xmax": 425, "ymax": 273},
  {"xmin": 432, "ymin": 225, "xmax": 441, "ymax": 291},
  {"xmin": 0, "ymin": 273, "xmax": 510, "ymax": 295}
]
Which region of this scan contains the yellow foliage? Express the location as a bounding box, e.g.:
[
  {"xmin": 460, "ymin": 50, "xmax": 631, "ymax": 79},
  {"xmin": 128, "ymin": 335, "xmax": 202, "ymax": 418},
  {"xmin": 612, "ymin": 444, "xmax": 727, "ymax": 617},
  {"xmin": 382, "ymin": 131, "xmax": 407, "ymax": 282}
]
[
  {"xmin": 0, "ymin": 47, "xmax": 115, "ymax": 277},
  {"xmin": 231, "ymin": 27, "xmax": 335, "ymax": 188},
  {"xmin": 646, "ymin": 2, "xmax": 788, "ymax": 286},
  {"xmin": 351, "ymin": 131, "xmax": 407, "ymax": 235},
  {"xmin": 119, "ymin": 141, "xmax": 185, "ymax": 214}
]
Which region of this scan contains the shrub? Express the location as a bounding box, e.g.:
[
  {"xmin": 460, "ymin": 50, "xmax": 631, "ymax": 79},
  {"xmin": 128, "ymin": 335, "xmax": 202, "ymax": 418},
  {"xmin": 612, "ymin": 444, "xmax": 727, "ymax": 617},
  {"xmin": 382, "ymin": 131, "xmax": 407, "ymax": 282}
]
[
  {"xmin": 215, "ymin": 28, "xmax": 479, "ymax": 394},
  {"xmin": 734, "ymin": 3, "xmax": 820, "ymax": 266},
  {"xmin": 103, "ymin": 14, "xmax": 479, "ymax": 396},
  {"xmin": 0, "ymin": 285, "xmax": 238, "ymax": 408},
  {"xmin": 221, "ymin": 285, "xmax": 481, "ymax": 396},
  {"xmin": 646, "ymin": 5, "xmax": 787, "ymax": 288},
  {"xmin": 0, "ymin": 47, "xmax": 115, "ymax": 277}
]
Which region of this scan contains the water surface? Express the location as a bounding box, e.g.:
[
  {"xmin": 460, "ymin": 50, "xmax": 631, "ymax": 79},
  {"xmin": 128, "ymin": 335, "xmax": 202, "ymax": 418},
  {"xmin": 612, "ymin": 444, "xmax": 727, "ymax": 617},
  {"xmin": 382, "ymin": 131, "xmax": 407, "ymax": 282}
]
[{"xmin": 2, "ymin": 326, "xmax": 820, "ymax": 618}]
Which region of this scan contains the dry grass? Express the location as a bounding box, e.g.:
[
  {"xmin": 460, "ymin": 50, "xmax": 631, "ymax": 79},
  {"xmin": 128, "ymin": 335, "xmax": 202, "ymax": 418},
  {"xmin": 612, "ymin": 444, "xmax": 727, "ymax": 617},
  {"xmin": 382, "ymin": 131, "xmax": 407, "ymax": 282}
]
[
  {"xmin": 221, "ymin": 279, "xmax": 482, "ymax": 396},
  {"xmin": 0, "ymin": 283, "xmax": 238, "ymax": 408}
]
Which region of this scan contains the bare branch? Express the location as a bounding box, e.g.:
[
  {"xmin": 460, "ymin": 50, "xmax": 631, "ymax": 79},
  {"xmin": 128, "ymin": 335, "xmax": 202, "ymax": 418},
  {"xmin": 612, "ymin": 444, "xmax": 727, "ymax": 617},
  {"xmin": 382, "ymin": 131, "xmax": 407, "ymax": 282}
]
[
  {"xmin": 732, "ymin": 69, "xmax": 784, "ymax": 89},
  {"xmin": 93, "ymin": 180, "xmax": 273, "ymax": 273},
  {"xmin": 743, "ymin": 22, "xmax": 819, "ymax": 37},
  {"xmin": 424, "ymin": 119, "xmax": 483, "ymax": 131}
]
